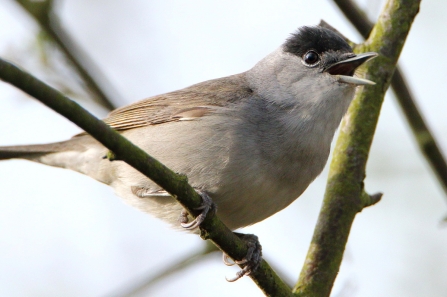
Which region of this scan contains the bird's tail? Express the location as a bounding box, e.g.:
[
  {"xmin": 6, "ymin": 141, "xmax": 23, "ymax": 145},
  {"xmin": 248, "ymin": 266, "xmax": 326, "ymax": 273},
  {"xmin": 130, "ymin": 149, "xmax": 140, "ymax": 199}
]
[
  {"xmin": 0, "ymin": 142, "xmax": 66, "ymax": 161},
  {"xmin": 0, "ymin": 136, "xmax": 109, "ymax": 183}
]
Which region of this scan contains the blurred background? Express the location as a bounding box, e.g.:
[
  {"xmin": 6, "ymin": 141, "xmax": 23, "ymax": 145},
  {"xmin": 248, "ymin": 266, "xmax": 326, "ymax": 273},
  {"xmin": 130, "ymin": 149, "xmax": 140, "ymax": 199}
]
[{"xmin": 0, "ymin": 0, "xmax": 446, "ymax": 296}]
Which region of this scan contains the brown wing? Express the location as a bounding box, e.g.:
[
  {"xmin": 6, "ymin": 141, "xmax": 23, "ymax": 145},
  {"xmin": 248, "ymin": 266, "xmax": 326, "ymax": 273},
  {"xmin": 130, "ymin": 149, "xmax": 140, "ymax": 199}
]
[{"xmin": 104, "ymin": 73, "xmax": 253, "ymax": 131}]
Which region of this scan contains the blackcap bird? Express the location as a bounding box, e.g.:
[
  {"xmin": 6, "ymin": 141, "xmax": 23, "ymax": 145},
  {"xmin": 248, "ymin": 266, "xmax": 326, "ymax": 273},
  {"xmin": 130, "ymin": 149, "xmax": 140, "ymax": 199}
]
[{"xmin": 0, "ymin": 26, "xmax": 377, "ymax": 279}]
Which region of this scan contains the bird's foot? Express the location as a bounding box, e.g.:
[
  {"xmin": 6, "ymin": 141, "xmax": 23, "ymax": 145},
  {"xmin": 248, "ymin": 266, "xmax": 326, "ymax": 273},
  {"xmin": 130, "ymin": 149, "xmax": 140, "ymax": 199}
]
[
  {"xmin": 178, "ymin": 190, "xmax": 215, "ymax": 230},
  {"xmin": 223, "ymin": 233, "xmax": 262, "ymax": 282}
]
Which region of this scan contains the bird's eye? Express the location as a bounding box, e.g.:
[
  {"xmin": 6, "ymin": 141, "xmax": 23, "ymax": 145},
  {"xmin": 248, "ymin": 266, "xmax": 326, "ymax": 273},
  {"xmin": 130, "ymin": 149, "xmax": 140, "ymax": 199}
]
[{"xmin": 302, "ymin": 51, "xmax": 320, "ymax": 67}]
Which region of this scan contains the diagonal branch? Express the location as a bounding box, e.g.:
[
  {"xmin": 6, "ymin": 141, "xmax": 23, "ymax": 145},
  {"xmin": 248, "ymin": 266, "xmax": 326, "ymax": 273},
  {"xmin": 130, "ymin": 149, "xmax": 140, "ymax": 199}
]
[
  {"xmin": 333, "ymin": 0, "xmax": 447, "ymax": 197},
  {"xmin": 293, "ymin": 1, "xmax": 421, "ymax": 296},
  {"xmin": 108, "ymin": 242, "xmax": 220, "ymax": 297},
  {"xmin": 0, "ymin": 58, "xmax": 293, "ymax": 297},
  {"xmin": 14, "ymin": 0, "xmax": 118, "ymax": 110}
]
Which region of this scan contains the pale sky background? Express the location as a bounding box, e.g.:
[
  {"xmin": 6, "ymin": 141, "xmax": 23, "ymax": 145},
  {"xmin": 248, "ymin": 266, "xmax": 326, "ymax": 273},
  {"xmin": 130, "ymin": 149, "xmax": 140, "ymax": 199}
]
[{"xmin": 0, "ymin": 1, "xmax": 446, "ymax": 296}]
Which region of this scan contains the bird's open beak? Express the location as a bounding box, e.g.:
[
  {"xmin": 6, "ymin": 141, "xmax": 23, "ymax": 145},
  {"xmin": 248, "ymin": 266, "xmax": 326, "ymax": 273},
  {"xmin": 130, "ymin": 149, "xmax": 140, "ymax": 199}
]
[{"xmin": 324, "ymin": 52, "xmax": 378, "ymax": 86}]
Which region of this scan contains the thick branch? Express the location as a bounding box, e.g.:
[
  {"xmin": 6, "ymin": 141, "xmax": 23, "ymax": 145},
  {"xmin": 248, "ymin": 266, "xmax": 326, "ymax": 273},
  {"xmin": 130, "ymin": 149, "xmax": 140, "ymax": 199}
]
[
  {"xmin": 294, "ymin": 1, "xmax": 421, "ymax": 296},
  {"xmin": 0, "ymin": 58, "xmax": 292, "ymax": 297},
  {"xmin": 333, "ymin": 0, "xmax": 447, "ymax": 196}
]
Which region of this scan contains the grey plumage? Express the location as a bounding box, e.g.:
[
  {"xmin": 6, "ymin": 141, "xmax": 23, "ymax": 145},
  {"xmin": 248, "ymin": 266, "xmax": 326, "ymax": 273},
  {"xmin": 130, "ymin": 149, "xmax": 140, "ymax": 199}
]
[{"xmin": 0, "ymin": 26, "xmax": 377, "ymax": 231}]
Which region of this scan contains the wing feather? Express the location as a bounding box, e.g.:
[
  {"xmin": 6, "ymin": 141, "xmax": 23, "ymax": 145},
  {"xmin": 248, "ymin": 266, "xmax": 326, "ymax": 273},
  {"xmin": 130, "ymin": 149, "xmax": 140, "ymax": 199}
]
[{"xmin": 104, "ymin": 73, "xmax": 252, "ymax": 131}]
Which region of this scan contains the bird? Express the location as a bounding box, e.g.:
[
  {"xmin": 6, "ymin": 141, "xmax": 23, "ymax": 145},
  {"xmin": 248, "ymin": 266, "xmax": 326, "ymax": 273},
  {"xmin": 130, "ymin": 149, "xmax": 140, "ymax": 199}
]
[{"xmin": 0, "ymin": 26, "xmax": 377, "ymax": 279}]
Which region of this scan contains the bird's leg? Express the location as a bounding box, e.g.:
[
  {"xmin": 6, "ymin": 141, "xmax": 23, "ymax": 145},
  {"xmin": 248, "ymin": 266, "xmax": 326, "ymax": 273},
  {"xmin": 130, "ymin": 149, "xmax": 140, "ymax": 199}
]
[
  {"xmin": 178, "ymin": 190, "xmax": 216, "ymax": 230},
  {"xmin": 131, "ymin": 186, "xmax": 215, "ymax": 230},
  {"xmin": 223, "ymin": 233, "xmax": 262, "ymax": 282}
]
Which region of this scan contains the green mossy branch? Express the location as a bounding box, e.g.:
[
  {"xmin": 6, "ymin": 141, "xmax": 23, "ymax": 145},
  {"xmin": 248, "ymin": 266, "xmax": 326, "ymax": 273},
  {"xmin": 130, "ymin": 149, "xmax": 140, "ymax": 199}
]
[
  {"xmin": 0, "ymin": 58, "xmax": 292, "ymax": 297},
  {"xmin": 293, "ymin": 1, "xmax": 421, "ymax": 296}
]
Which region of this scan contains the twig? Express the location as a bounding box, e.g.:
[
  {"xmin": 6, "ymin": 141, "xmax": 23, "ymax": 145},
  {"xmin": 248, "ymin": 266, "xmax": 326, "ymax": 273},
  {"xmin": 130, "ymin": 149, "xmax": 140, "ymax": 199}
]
[
  {"xmin": 0, "ymin": 57, "xmax": 293, "ymax": 297},
  {"xmin": 107, "ymin": 242, "xmax": 219, "ymax": 297},
  {"xmin": 14, "ymin": 0, "xmax": 118, "ymax": 110},
  {"xmin": 333, "ymin": 0, "xmax": 447, "ymax": 196},
  {"xmin": 293, "ymin": 1, "xmax": 421, "ymax": 296}
]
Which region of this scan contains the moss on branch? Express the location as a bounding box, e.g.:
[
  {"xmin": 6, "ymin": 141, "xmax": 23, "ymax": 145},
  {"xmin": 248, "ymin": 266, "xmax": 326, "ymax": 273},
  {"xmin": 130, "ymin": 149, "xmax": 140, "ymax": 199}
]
[{"xmin": 294, "ymin": 1, "xmax": 421, "ymax": 296}]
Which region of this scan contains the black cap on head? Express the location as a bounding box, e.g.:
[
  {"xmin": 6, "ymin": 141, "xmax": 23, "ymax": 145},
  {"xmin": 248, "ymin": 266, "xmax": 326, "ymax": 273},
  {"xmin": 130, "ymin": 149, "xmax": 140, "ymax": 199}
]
[{"xmin": 283, "ymin": 26, "xmax": 352, "ymax": 57}]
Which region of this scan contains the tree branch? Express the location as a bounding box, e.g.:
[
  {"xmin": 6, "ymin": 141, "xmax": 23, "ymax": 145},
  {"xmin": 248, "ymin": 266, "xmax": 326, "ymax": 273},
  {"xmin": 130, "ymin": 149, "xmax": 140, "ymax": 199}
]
[
  {"xmin": 14, "ymin": 0, "xmax": 118, "ymax": 110},
  {"xmin": 108, "ymin": 242, "xmax": 296, "ymax": 297},
  {"xmin": 108, "ymin": 242, "xmax": 219, "ymax": 297},
  {"xmin": 333, "ymin": 0, "xmax": 447, "ymax": 196},
  {"xmin": 0, "ymin": 58, "xmax": 293, "ymax": 297},
  {"xmin": 293, "ymin": 1, "xmax": 421, "ymax": 296}
]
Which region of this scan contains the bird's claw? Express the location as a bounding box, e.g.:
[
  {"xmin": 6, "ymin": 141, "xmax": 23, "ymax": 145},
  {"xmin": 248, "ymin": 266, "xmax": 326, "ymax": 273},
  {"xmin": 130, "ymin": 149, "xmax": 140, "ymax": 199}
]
[
  {"xmin": 179, "ymin": 190, "xmax": 215, "ymax": 230},
  {"xmin": 223, "ymin": 253, "xmax": 248, "ymax": 266},
  {"xmin": 225, "ymin": 266, "xmax": 252, "ymax": 282},
  {"xmin": 223, "ymin": 233, "xmax": 262, "ymax": 282}
]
